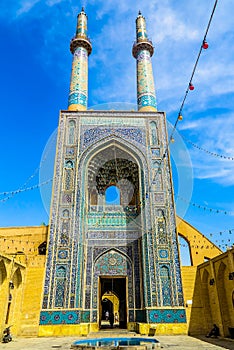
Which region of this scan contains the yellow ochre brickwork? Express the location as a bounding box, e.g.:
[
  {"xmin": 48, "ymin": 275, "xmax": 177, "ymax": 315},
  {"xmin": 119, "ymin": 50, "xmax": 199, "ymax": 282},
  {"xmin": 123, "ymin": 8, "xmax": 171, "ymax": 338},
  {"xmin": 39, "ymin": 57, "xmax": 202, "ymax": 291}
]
[
  {"xmin": 0, "ymin": 225, "xmax": 47, "ymax": 337},
  {"xmin": 0, "ymin": 219, "xmax": 232, "ymax": 337}
]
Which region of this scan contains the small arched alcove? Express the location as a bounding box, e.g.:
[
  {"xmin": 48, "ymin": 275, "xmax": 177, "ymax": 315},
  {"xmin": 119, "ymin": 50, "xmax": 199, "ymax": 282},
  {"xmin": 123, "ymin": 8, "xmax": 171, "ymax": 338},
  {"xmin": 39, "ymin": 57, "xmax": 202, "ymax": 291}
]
[
  {"xmin": 0, "ymin": 260, "xmax": 7, "ymax": 286},
  {"xmin": 38, "ymin": 241, "xmax": 47, "ymax": 255},
  {"xmin": 12, "ymin": 267, "xmax": 22, "ymax": 288}
]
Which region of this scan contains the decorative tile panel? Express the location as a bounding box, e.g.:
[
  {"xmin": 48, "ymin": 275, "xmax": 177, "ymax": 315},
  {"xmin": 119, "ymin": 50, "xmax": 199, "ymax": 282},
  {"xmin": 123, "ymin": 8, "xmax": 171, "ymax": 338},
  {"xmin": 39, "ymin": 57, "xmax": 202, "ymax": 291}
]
[
  {"xmin": 148, "ymin": 309, "xmax": 186, "ymax": 323},
  {"xmin": 40, "ymin": 310, "xmax": 81, "ymax": 325}
]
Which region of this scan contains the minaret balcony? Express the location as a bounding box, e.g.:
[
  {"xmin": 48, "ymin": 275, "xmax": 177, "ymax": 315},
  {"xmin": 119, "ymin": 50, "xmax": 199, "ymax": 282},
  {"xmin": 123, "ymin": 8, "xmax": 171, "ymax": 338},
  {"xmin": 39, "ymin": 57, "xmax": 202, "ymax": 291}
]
[
  {"xmin": 70, "ymin": 37, "xmax": 92, "ymax": 55},
  {"xmin": 132, "ymin": 40, "xmax": 154, "ymax": 58}
]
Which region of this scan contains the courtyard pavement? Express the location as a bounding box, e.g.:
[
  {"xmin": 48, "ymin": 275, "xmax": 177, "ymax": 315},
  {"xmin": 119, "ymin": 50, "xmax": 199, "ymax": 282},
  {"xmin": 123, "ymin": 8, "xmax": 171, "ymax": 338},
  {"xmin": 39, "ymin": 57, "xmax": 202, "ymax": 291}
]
[{"xmin": 1, "ymin": 334, "xmax": 234, "ymax": 350}]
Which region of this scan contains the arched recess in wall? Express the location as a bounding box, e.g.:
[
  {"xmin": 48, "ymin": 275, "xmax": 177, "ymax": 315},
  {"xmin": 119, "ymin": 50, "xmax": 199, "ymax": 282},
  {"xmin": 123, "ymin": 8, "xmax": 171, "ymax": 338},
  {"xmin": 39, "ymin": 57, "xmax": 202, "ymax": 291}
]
[
  {"xmin": 83, "ymin": 136, "xmax": 148, "ymax": 218},
  {"xmin": 12, "ymin": 267, "xmax": 22, "ymax": 288},
  {"xmin": 0, "ymin": 260, "xmax": 7, "ymax": 286},
  {"xmin": 216, "ymin": 262, "xmax": 230, "ymax": 336},
  {"xmin": 93, "ymin": 248, "xmax": 134, "ymax": 326},
  {"xmin": 150, "ymin": 121, "xmax": 158, "ymax": 144},
  {"xmin": 178, "ymin": 234, "xmax": 192, "ymax": 266},
  {"xmin": 38, "ymin": 241, "xmax": 47, "ymax": 255},
  {"xmin": 67, "ymin": 120, "xmax": 76, "ymax": 145},
  {"xmin": 201, "ymin": 269, "xmax": 212, "ymax": 330},
  {"xmin": 6, "ymin": 267, "xmax": 23, "ymax": 325}
]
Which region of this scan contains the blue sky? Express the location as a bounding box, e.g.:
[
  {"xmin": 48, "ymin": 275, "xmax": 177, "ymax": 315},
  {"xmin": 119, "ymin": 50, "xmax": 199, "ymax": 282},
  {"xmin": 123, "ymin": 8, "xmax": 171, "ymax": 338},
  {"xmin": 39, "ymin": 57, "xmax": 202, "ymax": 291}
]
[{"xmin": 0, "ymin": 0, "xmax": 233, "ymax": 253}]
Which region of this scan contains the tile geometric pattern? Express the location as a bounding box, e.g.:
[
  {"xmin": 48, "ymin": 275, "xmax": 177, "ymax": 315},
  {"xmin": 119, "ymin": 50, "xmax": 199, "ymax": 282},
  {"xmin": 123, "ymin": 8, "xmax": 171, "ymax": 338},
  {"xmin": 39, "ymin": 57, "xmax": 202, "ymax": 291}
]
[
  {"xmin": 136, "ymin": 50, "xmax": 157, "ymax": 110},
  {"xmin": 40, "ymin": 110, "xmax": 185, "ymax": 326},
  {"xmin": 148, "ymin": 309, "xmax": 186, "ymax": 323},
  {"xmin": 68, "ymin": 47, "xmax": 88, "ymax": 109},
  {"xmin": 40, "ymin": 310, "xmax": 81, "ymax": 325}
]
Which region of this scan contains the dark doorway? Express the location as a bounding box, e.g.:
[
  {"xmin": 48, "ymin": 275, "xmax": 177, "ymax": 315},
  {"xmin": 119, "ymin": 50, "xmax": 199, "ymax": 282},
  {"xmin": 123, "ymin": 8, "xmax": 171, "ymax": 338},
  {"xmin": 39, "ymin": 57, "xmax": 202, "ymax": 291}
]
[{"xmin": 100, "ymin": 277, "xmax": 127, "ymax": 329}]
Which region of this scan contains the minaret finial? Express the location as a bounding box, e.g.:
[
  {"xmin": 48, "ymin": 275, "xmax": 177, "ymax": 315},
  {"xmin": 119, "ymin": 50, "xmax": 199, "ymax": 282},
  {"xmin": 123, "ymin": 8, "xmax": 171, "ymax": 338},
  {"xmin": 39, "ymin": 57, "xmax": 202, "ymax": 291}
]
[
  {"xmin": 68, "ymin": 9, "xmax": 92, "ymax": 111},
  {"xmin": 132, "ymin": 13, "xmax": 157, "ymax": 111}
]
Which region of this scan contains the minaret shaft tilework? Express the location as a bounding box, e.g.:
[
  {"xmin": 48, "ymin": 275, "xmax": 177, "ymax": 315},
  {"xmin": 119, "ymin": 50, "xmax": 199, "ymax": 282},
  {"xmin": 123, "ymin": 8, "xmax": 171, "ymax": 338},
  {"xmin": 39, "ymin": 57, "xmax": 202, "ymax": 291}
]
[
  {"xmin": 68, "ymin": 9, "xmax": 92, "ymax": 111},
  {"xmin": 133, "ymin": 12, "xmax": 157, "ymax": 111}
]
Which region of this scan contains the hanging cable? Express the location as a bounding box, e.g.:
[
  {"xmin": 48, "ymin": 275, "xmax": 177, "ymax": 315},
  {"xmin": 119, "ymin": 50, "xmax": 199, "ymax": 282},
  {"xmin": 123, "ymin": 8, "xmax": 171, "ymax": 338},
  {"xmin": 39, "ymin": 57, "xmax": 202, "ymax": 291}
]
[
  {"xmin": 147, "ymin": 0, "xmax": 220, "ymax": 218},
  {"xmin": 167, "ymin": 0, "xmax": 219, "ymax": 149},
  {"xmin": 0, "ymin": 130, "xmax": 57, "ymax": 201},
  {"xmin": 177, "ymin": 195, "xmax": 233, "ymax": 215},
  {"xmin": 0, "ymin": 178, "xmax": 53, "ymax": 203},
  {"xmin": 181, "ymin": 135, "xmax": 234, "ymax": 160}
]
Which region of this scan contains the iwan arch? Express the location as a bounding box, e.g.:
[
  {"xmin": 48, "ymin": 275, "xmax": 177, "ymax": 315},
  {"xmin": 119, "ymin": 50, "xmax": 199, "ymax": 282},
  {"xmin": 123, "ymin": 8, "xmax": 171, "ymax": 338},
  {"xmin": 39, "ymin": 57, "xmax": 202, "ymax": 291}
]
[{"xmin": 0, "ymin": 8, "xmax": 233, "ymax": 338}]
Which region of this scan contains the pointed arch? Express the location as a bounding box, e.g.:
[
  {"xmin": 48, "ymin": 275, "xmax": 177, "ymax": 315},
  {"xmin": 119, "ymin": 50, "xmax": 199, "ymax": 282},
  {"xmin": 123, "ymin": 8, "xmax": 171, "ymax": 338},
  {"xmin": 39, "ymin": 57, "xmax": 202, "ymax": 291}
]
[
  {"xmin": 80, "ymin": 136, "xmax": 150, "ymax": 222},
  {"xmin": 81, "ymin": 136, "xmax": 148, "ymax": 181},
  {"xmin": 150, "ymin": 121, "xmax": 158, "ymax": 144},
  {"xmin": 94, "ymin": 247, "xmax": 132, "ymax": 267},
  {"xmin": 201, "ymin": 268, "xmax": 212, "ymax": 330},
  {"xmin": 12, "ymin": 267, "xmax": 22, "ymax": 288},
  {"xmin": 62, "ymin": 209, "xmax": 69, "ymax": 218},
  {"xmin": 216, "ymin": 262, "xmax": 230, "ymax": 336},
  {"xmin": 38, "ymin": 241, "xmax": 47, "ymax": 255},
  {"xmin": 0, "ymin": 259, "xmax": 7, "ymax": 286},
  {"xmin": 202, "ymin": 268, "xmax": 209, "ymax": 283},
  {"xmin": 67, "ymin": 120, "xmax": 76, "ymax": 144}
]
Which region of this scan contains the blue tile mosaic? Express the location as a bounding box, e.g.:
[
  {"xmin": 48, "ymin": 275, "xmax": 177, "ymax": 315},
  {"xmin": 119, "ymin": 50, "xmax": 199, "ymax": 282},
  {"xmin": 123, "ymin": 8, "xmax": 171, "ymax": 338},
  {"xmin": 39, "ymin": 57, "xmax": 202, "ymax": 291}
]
[
  {"xmin": 40, "ymin": 310, "xmax": 81, "ymax": 325},
  {"xmin": 41, "ymin": 110, "xmax": 185, "ymax": 325},
  {"xmin": 148, "ymin": 309, "xmax": 186, "ymax": 323}
]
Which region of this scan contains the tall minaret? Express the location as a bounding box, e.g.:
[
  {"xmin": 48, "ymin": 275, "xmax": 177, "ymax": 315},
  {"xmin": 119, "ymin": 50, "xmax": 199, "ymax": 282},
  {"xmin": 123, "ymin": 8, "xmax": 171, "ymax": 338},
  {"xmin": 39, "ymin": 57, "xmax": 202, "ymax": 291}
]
[
  {"xmin": 68, "ymin": 7, "xmax": 92, "ymax": 111},
  {"xmin": 132, "ymin": 11, "xmax": 157, "ymax": 111}
]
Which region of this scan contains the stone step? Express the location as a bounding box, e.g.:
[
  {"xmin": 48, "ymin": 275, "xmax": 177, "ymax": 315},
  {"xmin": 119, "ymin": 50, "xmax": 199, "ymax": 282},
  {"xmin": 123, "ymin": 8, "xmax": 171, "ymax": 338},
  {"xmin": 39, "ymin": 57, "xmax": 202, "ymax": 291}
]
[{"xmin": 88, "ymin": 330, "xmax": 136, "ymax": 337}]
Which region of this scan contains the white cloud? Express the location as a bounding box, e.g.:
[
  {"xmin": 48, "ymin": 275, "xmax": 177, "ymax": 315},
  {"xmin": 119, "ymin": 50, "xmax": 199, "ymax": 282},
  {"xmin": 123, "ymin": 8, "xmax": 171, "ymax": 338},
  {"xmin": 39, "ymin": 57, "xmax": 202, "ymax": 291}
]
[
  {"xmin": 16, "ymin": 0, "xmax": 41, "ymax": 16},
  {"xmin": 46, "ymin": 0, "xmax": 63, "ymax": 6}
]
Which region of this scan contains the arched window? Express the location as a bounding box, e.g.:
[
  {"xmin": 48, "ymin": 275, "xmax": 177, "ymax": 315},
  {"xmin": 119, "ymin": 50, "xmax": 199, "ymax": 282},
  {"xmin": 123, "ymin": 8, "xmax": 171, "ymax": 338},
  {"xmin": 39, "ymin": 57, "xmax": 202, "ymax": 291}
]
[
  {"xmin": 0, "ymin": 260, "xmax": 7, "ymax": 285},
  {"xmin": 62, "ymin": 209, "xmax": 69, "ymax": 218},
  {"xmin": 65, "ymin": 160, "xmax": 74, "ymax": 168},
  {"xmin": 105, "ymin": 186, "xmax": 120, "ymax": 205},
  {"xmin": 68, "ymin": 120, "xmax": 75, "ymax": 144},
  {"xmin": 56, "ymin": 266, "xmax": 66, "ymax": 278},
  {"xmin": 38, "ymin": 241, "xmax": 47, "ymax": 255},
  {"xmin": 150, "ymin": 121, "xmax": 158, "ymax": 144}
]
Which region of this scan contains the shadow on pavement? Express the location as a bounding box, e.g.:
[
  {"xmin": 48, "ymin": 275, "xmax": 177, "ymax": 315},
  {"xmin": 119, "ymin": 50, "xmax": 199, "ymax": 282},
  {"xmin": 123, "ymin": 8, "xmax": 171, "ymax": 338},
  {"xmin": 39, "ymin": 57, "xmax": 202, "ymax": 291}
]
[{"xmin": 192, "ymin": 335, "xmax": 234, "ymax": 350}]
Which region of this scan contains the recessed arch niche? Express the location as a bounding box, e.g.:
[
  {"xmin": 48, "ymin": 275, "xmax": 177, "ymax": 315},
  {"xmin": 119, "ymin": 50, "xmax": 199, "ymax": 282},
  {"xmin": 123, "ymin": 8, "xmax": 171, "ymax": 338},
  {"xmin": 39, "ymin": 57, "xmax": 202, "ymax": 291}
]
[{"xmin": 86, "ymin": 139, "xmax": 146, "ymax": 215}]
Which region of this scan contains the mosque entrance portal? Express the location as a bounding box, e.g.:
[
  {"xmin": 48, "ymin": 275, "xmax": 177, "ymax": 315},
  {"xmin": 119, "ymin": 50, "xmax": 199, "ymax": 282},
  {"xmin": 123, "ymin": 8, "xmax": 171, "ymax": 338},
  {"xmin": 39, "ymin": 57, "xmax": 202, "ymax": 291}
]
[{"xmin": 99, "ymin": 277, "xmax": 127, "ymax": 329}]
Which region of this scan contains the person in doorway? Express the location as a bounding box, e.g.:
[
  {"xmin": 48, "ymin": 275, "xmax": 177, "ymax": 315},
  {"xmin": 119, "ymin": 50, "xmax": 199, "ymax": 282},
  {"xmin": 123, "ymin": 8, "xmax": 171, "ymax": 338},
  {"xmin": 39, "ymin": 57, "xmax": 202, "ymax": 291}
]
[
  {"xmin": 206, "ymin": 324, "xmax": 220, "ymax": 338},
  {"xmin": 109, "ymin": 312, "xmax": 114, "ymax": 328},
  {"xmin": 105, "ymin": 310, "xmax": 109, "ymax": 320},
  {"xmin": 114, "ymin": 312, "xmax": 118, "ymax": 323}
]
